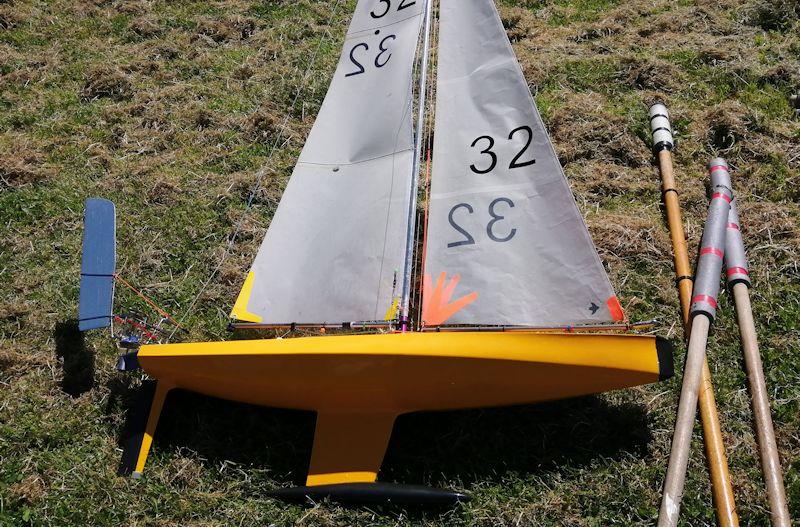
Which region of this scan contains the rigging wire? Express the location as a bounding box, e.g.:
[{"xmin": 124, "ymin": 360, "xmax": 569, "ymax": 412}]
[
  {"xmin": 113, "ymin": 274, "xmax": 186, "ymax": 332},
  {"xmin": 168, "ymin": 0, "xmax": 344, "ymax": 341}
]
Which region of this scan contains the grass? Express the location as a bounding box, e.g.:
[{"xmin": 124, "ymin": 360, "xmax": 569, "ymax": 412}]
[{"xmin": 1, "ymin": 0, "xmax": 799, "ymax": 525}]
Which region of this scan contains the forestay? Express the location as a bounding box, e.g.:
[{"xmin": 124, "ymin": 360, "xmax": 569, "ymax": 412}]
[
  {"xmin": 232, "ymin": 0, "xmax": 424, "ymax": 324},
  {"xmin": 422, "ymin": 0, "xmax": 623, "ymax": 326}
]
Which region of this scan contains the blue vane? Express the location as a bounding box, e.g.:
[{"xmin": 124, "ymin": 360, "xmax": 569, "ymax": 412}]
[{"xmin": 78, "ymin": 198, "xmax": 116, "ymax": 331}]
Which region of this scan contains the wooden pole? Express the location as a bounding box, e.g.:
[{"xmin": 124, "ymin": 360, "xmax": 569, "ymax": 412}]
[
  {"xmin": 710, "ymin": 160, "xmax": 791, "ymax": 526},
  {"xmin": 659, "ymin": 314, "xmax": 712, "ymax": 526},
  {"xmin": 731, "ymin": 284, "xmax": 791, "ymax": 526},
  {"xmin": 650, "ymin": 104, "xmax": 739, "ymax": 526},
  {"xmin": 658, "ymin": 157, "xmax": 732, "ymax": 527}
]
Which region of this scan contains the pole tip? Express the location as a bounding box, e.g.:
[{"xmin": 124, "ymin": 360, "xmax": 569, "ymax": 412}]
[
  {"xmin": 649, "ymin": 103, "xmax": 673, "ymax": 152},
  {"xmin": 708, "ymin": 158, "xmax": 732, "ymax": 191},
  {"xmin": 648, "ymin": 102, "xmax": 669, "ymax": 118},
  {"xmin": 708, "ymin": 157, "xmax": 728, "ymax": 170}
]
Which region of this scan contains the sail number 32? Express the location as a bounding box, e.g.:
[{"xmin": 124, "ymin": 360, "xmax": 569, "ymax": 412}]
[
  {"xmin": 345, "ymin": 0, "xmax": 416, "ymax": 76},
  {"xmin": 470, "ymin": 126, "xmax": 536, "ymax": 174},
  {"xmin": 448, "ymin": 198, "xmax": 516, "ymax": 248},
  {"xmin": 446, "ymin": 125, "xmax": 536, "ymax": 247},
  {"xmin": 345, "ymin": 35, "xmax": 396, "ymax": 76},
  {"xmin": 370, "ymin": 0, "xmax": 416, "ymax": 18}
]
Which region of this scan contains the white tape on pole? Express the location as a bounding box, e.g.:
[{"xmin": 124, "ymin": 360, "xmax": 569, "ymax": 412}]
[{"xmin": 649, "ymin": 103, "xmax": 674, "ymax": 152}]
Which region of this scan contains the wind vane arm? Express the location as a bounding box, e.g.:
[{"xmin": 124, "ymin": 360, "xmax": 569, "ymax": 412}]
[
  {"xmin": 78, "ymin": 198, "xmax": 186, "ymax": 351},
  {"xmin": 78, "ymin": 198, "xmax": 116, "ymax": 331}
]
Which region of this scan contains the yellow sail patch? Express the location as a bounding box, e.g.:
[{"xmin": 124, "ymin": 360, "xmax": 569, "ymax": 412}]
[
  {"xmin": 230, "ymin": 271, "xmax": 263, "ymax": 323},
  {"xmin": 383, "ymin": 297, "xmax": 400, "ymax": 321}
]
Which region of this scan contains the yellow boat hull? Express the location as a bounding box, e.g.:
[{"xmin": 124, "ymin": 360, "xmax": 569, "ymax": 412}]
[{"xmin": 127, "ymin": 332, "xmax": 672, "ymax": 490}]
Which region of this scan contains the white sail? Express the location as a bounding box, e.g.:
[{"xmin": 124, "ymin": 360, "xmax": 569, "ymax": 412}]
[
  {"xmin": 232, "ymin": 0, "xmax": 424, "ymax": 324},
  {"xmin": 422, "ymin": 0, "xmax": 624, "ymax": 327}
]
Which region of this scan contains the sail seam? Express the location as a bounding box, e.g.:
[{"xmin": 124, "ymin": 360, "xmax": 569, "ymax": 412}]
[
  {"xmin": 346, "ymin": 12, "xmax": 424, "ymax": 39},
  {"xmin": 297, "ymin": 148, "xmax": 414, "ymax": 167},
  {"xmin": 430, "ymin": 182, "xmax": 548, "ymax": 200}
]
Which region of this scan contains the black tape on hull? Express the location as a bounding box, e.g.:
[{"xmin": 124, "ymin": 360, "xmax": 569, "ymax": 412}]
[
  {"xmin": 656, "ymin": 337, "xmax": 675, "ymax": 382},
  {"xmin": 268, "ymin": 482, "xmax": 470, "ymax": 505}
]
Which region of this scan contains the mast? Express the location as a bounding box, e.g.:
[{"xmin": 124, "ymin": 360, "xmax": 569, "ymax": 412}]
[{"xmin": 400, "ymin": 0, "xmax": 434, "ymax": 331}]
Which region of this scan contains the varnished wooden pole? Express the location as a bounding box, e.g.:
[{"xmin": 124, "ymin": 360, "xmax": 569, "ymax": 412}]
[
  {"xmin": 651, "ymin": 104, "xmax": 739, "ymax": 526},
  {"xmin": 658, "ymin": 157, "xmax": 732, "ymax": 527}
]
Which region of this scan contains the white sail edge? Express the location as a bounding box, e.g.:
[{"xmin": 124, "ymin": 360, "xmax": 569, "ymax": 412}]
[
  {"xmin": 231, "ymin": 0, "xmax": 426, "ymax": 325},
  {"xmin": 421, "ymin": 0, "xmax": 624, "ymax": 327}
]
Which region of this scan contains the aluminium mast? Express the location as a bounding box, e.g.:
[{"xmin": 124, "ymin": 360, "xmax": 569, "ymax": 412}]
[{"xmin": 400, "ymin": 0, "xmax": 434, "ymax": 331}]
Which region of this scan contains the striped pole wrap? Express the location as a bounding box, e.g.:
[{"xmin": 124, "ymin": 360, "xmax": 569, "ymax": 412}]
[
  {"xmin": 708, "ymin": 159, "xmax": 751, "ymax": 289},
  {"xmin": 649, "ymin": 103, "xmax": 674, "ymax": 152},
  {"xmin": 690, "ymin": 169, "xmax": 732, "ymax": 320}
]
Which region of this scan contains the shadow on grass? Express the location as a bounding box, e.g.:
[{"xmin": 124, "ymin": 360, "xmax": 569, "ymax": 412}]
[
  {"xmin": 113, "ymin": 386, "xmax": 651, "ymax": 499},
  {"xmin": 54, "ymin": 320, "xmax": 95, "ymax": 396},
  {"xmin": 146, "ymin": 389, "xmax": 316, "ymax": 482},
  {"xmin": 385, "ymin": 397, "xmax": 651, "ymax": 487}
]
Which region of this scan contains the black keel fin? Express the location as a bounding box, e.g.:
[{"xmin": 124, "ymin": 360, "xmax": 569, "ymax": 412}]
[{"xmin": 268, "ymin": 482, "xmax": 470, "ymax": 506}]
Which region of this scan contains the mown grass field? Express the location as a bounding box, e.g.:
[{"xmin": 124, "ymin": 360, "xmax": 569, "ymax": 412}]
[{"xmin": 1, "ymin": 0, "xmax": 798, "ymax": 525}]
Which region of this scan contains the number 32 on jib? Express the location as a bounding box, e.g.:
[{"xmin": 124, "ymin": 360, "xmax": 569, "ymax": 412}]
[{"xmin": 345, "ymin": 0, "xmax": 416, "ymax": 77}]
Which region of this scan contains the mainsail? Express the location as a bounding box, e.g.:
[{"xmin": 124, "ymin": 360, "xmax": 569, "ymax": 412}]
[
  {"xmin": 422, "ymin": 0, "xmax": 623, "ymax": 326},
  {"xmin": 232, "ymin": 0, "xmax": 424, "ymax": 324}
]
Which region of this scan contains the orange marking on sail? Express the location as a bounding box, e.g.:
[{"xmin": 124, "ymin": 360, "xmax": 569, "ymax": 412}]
[
  {"xmin": 606, "ymin": 296, "xmax": 625, "ymax": 322},
  {"xmin": 422, "ymin": 272, "xmax": 478, "ymax": 326}
]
